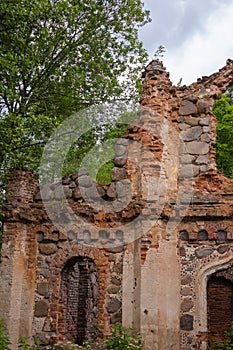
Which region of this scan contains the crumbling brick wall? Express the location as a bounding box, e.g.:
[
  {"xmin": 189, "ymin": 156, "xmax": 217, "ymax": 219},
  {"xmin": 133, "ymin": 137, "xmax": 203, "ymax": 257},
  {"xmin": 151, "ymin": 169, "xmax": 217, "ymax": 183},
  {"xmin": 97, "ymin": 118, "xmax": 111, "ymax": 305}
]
[
  {"xmin": 139, "ymin": 59, "xmax": 233, "ymax": 349},
  {"xmin": 0, "ymin": 168, "xmax": 125, "ymax": 348},
  {"xmin": 1, "ymin": 59, "xmax": 233, "ymax": 350}
]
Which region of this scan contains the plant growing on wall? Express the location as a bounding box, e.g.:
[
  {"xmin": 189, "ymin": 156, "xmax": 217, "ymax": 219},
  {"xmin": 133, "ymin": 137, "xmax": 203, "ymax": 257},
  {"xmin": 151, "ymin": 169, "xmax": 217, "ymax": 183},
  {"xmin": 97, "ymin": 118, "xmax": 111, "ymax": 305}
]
[
  {"xmin": 212, "ymin": 322, "xmax": 233, "ymax": 349},
  {"xmin": 0, "ymin": 320, "xmax": 11, "ymax": 350},
  {"xmin": 0, "ymin": 322, "xmax": 142, "ymax": 349},
  {"xmin": 104, "ymin": 324, "xmax": 142, "ymax": 350},
  {"xmin": 213, "ymin": 86, "xmax": 233, "ymax": 178}
]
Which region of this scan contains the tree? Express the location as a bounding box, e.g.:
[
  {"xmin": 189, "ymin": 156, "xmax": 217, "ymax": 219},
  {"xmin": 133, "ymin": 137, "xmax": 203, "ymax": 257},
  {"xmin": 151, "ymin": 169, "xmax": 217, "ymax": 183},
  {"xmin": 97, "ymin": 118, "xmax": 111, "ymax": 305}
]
[
  {"xmin": 60, "ymin": 108, "xmax": 138, "ymax": 183},
  {"xmin": 213, "ymin": 87, "xmax": 233, "ymax": 178},
  {"xmin": 0, "ymin": 0, "xmax": 150, "ymax": 177}
]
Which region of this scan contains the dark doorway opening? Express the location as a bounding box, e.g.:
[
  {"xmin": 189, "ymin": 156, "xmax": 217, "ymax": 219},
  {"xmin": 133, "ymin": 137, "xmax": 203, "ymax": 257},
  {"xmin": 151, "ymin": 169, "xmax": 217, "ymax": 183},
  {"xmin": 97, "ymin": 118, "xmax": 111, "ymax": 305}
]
[
  {"xmin": 207, "ymin": 276, "xmax": 233, "ymax": 346},
  {"xmin": 61, "ymin": 257, "xmax": 99, "ymax": 345}
]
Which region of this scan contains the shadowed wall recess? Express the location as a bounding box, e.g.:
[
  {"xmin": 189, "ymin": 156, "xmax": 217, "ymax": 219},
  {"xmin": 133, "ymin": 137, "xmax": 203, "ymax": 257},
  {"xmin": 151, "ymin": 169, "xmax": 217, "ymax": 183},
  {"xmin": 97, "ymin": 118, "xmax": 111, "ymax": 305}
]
[{"xmin": 61, "ymin": 257, "xmax": 99, "ymax": 345}]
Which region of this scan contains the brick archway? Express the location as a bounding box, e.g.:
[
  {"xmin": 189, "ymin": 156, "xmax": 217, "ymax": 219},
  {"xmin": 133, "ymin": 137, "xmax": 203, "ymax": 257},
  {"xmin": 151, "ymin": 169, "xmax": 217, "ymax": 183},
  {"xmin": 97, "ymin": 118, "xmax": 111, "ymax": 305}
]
[
  {"xmin": 194, "ymin": 256, "xmax": 233, "ymax": 349},
  {"xmin": 48, "ymin": 245, "xmax": 110, "ymax": 344}
]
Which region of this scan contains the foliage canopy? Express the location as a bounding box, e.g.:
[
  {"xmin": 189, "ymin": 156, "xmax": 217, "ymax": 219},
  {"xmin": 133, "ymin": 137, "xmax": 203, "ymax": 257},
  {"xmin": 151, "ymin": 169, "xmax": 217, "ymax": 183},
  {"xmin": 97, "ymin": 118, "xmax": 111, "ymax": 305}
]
[{"xmin": 0, "ymin": 0, "xmax": 150, "ymax": 175}]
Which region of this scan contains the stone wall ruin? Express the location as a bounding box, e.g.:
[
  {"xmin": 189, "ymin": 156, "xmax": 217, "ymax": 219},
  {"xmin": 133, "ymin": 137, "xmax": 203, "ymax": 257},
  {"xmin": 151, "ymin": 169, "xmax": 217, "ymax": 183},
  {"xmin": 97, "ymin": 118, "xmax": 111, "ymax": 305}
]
[{"xmin": 1, "ymin": 59, "xmax": 233, "ymax": 349}]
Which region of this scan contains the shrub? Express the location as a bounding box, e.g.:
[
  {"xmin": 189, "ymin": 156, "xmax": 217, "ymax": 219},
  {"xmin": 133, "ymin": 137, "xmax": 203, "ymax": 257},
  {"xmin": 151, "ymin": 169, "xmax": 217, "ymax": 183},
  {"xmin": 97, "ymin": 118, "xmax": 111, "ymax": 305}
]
[
  {"xmin": 0, "ymin": 321, "xmax": 142, "ymax": 350},
  {"xmin": 18, "ymin": 336, "xmax": 42, "ymax": 349},
  {"xmin": 0, "ymin": 319, "xmax": 11, "ymax": 350},
  {"xmin": 104, "ymin": 324, "xmax": 142, "ymax": 350}
]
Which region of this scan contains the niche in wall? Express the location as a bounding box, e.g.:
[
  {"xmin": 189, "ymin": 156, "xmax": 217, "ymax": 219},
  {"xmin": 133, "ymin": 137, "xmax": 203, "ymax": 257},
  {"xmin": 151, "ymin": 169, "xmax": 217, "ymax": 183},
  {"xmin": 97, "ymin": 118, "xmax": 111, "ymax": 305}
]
[{"xmin": 61, "ymin": 257, "xmax": 99, "ymax": 345}]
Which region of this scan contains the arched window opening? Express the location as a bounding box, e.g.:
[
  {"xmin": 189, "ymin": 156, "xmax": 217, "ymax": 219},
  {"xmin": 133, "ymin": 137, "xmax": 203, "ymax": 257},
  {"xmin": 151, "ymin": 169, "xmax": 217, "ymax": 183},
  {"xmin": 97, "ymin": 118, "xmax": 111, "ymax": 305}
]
[
  {"xmin": 214, "ymin": 85, "xmax": 233, "ymax": 178},
  {"xmin": 180, "ymin": 230, "xmax": 189, "ymax": 241},
  {"xmin": 217, "ymin": 230, "xmax": 227, "ymax": 241},
  {"xmin": 61, "ymin": 257, "xmax": 99, "ymax": 345},
  {"xmin": 207, "ymin": 276, "xmax": 233, "ymax": 346},
  {"xmin": 198, "ymin": 230, "xmax": 208, "ymax": 241}
]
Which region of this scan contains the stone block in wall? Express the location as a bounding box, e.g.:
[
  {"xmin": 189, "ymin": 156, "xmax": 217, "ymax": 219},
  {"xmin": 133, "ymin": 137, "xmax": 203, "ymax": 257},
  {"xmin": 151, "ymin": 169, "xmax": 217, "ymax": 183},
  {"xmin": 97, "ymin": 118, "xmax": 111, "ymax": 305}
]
[
  {"xmin": 114, "ymin": 156, "xmax": 127, "ymax": 167},
  {"xmin": 107, "ymin": 285, "xmax": 121, "ymax": 294},
  {"xmin": 37, "ymin": 283, "xmax": 49, "ymax": 297},
  {"xmin": 201, "ymin": 133, "xmax": 212, "ymax": 143},
  {"xmin": 111, "ymin": 277, "xmax": 122, "ymax": 286},
  {"xmin": 78, "ymin": 175, "xmax": 93, "ymax": 188},
  {"xmin": 107, "ymin": 298, "xmax": 121, "ymax": 314},
  {"xmin": 180, "ymin": 315, "xmax": 193, "ymax": 331},
  {"xmin": 181, "ymin": 287, "xmax": 192, "ymax": 296},
  {"xmin": 181, "ymin": 275, "xmax": 192, "ymax": 285},
  {"xmin": 217, "ymin": 244, "xmax": 230, "ymax": 254},
  {"xmin": 195, "ymin": 155, "xmax": 209, "ymax": 164},
  {"xmin": 180, "ymin": 155, "xmax": 195, "ymax": 164},
  {"xmin": 199, "ymin": 117, "xmax": 210, "ymax": 126},
  {"xmin": 196, "ymin": 99, "xmax": 213, "ymax": 114},
  {"xmin": 115, "ymin": 139, "xmax": 128, "ymax": 156},
  {"xmin": 179, "ymin": 123, "xmax": 191, "ymax": 130},
  {"xmin": 195, "ymin": 247, "xmax": 214, "ymax": 258},
  {"xmin": 115, "ymin": 144, "xmax": 127, "ymax": 157},
  {"xmin": 39, "ymin": 242, "xmax": 58, "ymax": 255},
  {"xmin": 34, "ymin": 300, "xmax": 49, "ymax": 317},
  {"xmin": 96, "ymin": 185, "xmax": 106, "ymax": 197},
  {"xmin": 179, "ymin": 164, "xmax": 200, "ymax": 178},
  {"xmin": 111, "ymin": 167, "xmax": 126, "ymax": 181},
  {"xmin": 107, "ymin": 183, "xmax": 117, "ymax": 199},
  {"xmin": 105, "ymin": 245, "xmax": 124, "ymax": 253},
  {"xmin": 186, "ymin": 141, "xmax": 209, "ymax": 155},
  {"xmin": 110, "ymin": 309, "xmax": 122, "ymax": 324},
  {"xmin": 179, "ymin": 101, "xmax": 198, "ymax": 116},
  {"xmin": 184, "ymin": 117, "xmax": 199, "ymax": 126},
  {"xmin": 181, "ymin": 299, "xmax": 194, "ymax": 312},
  {"xmin": 180, "ymin": 126, "xmax": 202, "ymax": 141}
]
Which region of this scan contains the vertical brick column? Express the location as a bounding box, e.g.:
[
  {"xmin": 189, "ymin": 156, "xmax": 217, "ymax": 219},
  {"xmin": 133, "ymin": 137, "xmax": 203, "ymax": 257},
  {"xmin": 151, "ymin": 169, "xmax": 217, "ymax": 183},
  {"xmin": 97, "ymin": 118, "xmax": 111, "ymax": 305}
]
[
  {"xmin": 0, "ymin": 168, "xmax": 38, "ymax": 349},
  {"xmin": 122, "ymin": 61, "xmax": 181, "ymax": 349}
]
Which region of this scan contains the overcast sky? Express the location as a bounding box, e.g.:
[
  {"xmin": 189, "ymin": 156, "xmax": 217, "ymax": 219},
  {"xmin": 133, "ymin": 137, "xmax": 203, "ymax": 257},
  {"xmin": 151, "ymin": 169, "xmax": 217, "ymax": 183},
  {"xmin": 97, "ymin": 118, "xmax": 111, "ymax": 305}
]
[{"xmin": 139, "ymin": 0, "xmax": 233, "ymax": 85}]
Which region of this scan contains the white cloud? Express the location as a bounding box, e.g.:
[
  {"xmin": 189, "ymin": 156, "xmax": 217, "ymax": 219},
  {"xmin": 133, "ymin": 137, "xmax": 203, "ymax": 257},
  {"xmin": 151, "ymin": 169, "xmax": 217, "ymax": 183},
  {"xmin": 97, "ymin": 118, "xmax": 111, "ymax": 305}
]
[
  {"xmin": 164, "ymin": 1, "xmax": 233, "ymax": 84},
  {"xmin": 139, "ymin": 0, "xmax": 233, "ymax": 85}
]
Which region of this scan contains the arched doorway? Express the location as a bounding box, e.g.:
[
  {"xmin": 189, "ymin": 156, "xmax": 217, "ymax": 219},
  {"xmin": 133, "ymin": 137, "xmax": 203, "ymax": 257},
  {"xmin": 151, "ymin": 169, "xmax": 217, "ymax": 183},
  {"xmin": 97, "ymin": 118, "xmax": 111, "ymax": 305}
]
[
  {"xmin": 207, "ymin": 275, "xmax": 233, "ymax": 346},
  {"xmin": 61, "ymin": 257, "xmax": 99, "ymax": 345}
]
